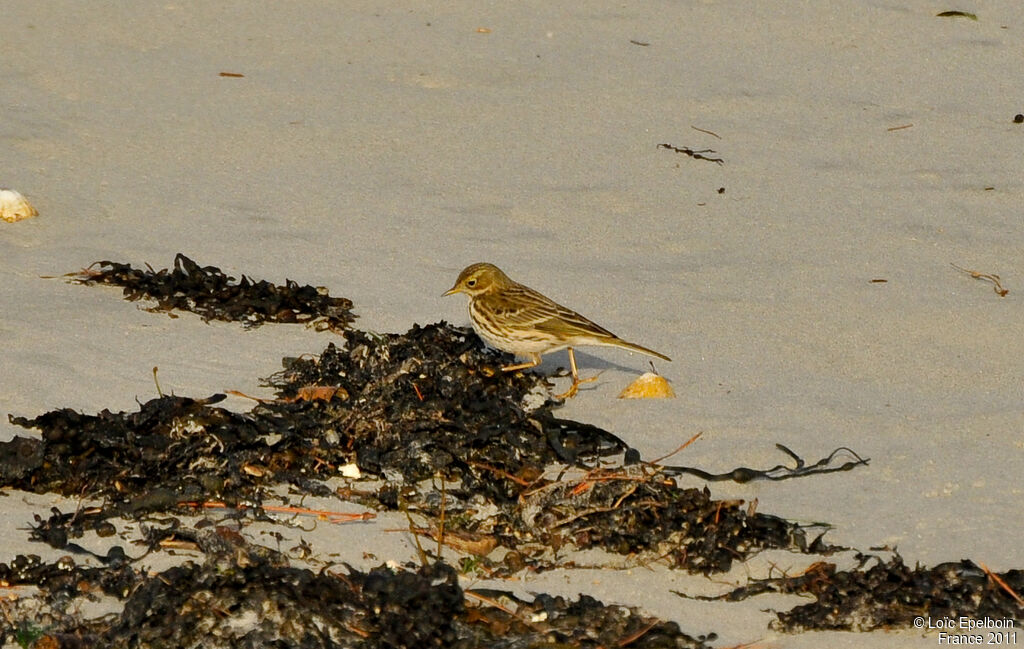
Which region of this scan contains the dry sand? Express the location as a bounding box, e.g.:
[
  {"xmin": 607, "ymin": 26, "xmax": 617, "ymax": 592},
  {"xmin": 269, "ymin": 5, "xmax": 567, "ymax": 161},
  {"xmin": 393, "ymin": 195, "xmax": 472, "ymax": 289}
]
[{"xmin": 2, "ymin": 2, "xmax": 1022, "ymax": 647}]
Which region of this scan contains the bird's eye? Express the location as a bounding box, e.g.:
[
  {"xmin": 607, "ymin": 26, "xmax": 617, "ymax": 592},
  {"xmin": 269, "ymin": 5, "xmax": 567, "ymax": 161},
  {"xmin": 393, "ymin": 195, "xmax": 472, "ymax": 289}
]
[{"xmin": 467, "ymin": 279, "xmax": 477, "ymax": 287}]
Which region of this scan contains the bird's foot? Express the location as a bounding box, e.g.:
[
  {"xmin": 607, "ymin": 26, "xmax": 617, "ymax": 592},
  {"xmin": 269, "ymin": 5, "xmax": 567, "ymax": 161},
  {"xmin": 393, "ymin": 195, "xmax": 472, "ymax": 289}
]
[{"xmin": 554, "ymin": 373, "xmax": 600, "ymax": 400}]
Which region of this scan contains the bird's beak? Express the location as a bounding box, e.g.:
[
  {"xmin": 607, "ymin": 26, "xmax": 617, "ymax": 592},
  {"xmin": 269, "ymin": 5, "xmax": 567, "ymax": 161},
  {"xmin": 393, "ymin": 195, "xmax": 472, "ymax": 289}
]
[{"xmin": 442, "ymin": 285, "xmax": 460, "ymax": 297}]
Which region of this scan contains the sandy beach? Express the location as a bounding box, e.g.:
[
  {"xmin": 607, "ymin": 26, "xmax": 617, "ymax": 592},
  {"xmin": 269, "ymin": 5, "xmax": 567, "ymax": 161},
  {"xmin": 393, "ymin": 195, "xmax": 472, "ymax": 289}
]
[{"xmin": 2, "ymin": 2, "xmax": 1022, "ymax": 646}]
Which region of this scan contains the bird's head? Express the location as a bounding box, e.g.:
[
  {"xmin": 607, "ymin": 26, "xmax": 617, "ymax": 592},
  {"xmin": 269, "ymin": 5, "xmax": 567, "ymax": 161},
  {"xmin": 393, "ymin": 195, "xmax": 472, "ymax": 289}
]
[{"xmin": 443, "ymin": 262, "xmax": 512, "ymax": 297}]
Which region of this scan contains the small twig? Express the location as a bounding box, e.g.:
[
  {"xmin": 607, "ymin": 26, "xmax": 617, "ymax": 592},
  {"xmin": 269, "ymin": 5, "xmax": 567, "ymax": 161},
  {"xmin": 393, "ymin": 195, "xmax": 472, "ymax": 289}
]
[
  {"xmin": 225, "ymin": 386, "xmax": 348, "ymax": 404},
  {"xmin": 466, "ymin": 460, "xmax": 534, "ymax": 486},
  {"xmin": 616, "ymin": 619, "xmax": 660, "ymax": 647},
  {"xmin": 179, "ymin": 501, "xmax": 374, "ymax": 524},
  {"xmin": 980, "ymin": 562, "xmax": 1024, "ymax": 607},
  {"xmin": 464, "ymin": 590, "xmax": 546, "ymax": 631},
  {"xmin": 690, "ymin": 125, "xmax": 721, "ymax": 139},
  {"xmin": 241, "ymin": 503, "xmax": 374, "ymax": 524},
  {"xmin": 403, "ymin": 507, "xmax": 430, "ymax": 567},
  {"xmin": 951, "ymin": 263, "xmax": 1009, "ymax": 297},
  {"xmin": 886, "ymin": 123, "xmax": 913, "ymax": 132},
  {"xmin": 397, "ymin": 526, "xmax": 497, "ymax": 556},
  {"xmin": 571, "ymin": 480, "xmax": 593, "ymax": 496},
  {"xmin": 551, "ymin": 504, "xmax": 624, "ymax": 529},
  {"xmin": 648, "ymin": 433, "xmax": 702, "ymax": 465},
  {"xmin": 573, "ymin": 469, "xmax": 674, "ymax": 487},
  {"xmin": 612, "ymin": 483, "xmax": 639, "ymax": 510},
  {"xmin": 464, "ymin": 590, "xmax": 520, "ymax": 617},
  {"xmin": 438, "ymin": 474, "xmax": 446, "ymax": 561}
]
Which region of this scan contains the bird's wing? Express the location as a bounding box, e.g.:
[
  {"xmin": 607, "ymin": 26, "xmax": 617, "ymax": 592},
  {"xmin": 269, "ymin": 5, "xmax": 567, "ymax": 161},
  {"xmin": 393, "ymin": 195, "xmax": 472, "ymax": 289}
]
[{"xmin": 500, "ymin": 285, "xmax": 619, "ymax": 340}]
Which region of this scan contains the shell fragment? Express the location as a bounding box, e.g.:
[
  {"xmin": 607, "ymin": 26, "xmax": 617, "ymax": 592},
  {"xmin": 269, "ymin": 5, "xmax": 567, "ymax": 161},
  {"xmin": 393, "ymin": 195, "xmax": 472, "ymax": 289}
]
[{"xmin": 0, "ymin": 189, "xmax": 38, "ymax": 222}]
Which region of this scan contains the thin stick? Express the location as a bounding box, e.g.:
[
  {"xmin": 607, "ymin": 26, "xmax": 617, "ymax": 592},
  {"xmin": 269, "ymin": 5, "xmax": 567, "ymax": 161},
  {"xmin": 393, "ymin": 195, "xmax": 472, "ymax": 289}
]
[
  {"xmin": 466, "ymin": 460, "xmax": 534, "ymax": 486},
  {"xmin": 437, "ymin": 475, "xmax": 446, "ymax": 561},
  {"xmin": 180, "ymin": 501, "xmax": 374, "ymax": 524},
  {"xmin": 980, "ymin": 562, "xmax": 1024, "ymax": 606},
  {"xmin": 617, "ymin": 620, "xmax": 660, "ymax": 647},
  {"xmin": 690, "ymin": 125, "xmax": 721, "ymax": 139},
  {"xmin": 648, "ymin": 433, "xmax": 702, "ymax": 465},
  {"xmin": 403, "ymin": 507, "xmax": 430, "ymax": 567}
]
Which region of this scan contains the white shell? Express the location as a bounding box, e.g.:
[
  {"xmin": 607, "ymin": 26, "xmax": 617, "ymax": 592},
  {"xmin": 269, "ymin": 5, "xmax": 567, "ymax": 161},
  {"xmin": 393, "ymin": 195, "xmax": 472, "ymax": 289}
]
[
  {"xmin": 339, "ymin": 462, "xmax": 362, "ymax": 479},
  {"xmin": 618, "ymin": 372, "xmax": 676, "ymax": 399},
  {"xmin": 0, "ymin": 189, "xmax": 38, "ymax": 222}
]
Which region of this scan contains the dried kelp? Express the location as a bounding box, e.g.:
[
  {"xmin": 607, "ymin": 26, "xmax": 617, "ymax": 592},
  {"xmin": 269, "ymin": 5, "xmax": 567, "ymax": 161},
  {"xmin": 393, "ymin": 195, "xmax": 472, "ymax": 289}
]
[
  {"xmin": 0, "ymin": 543, "xmax": 716, "ymax": 649},
  {"xmin": 6, "ymin": 393, "xmax": 288, "ymax": 508},
  {"xmin": 69, "ymin": 253, "xmax": 355, "ymax": 331},
  {"xmin": 657, "ymin": 143, "xmax": 724, "ymax": 165},
  {"xmin": 689, "ymin": 554, "xmax": 1024, "ymax": 632},
  {"xmin": 261, "ymin": 326, "xmax": 632, "ymax": 497},
  {"xmin": 3, "ymin": 323, "xmax": 577, "ymax": 513},
  {"xmin": 662, "ymin": 444, "xmax": 869, "ymax": 483},
  {"xmin": 493, "ymin": 467, "xmax": 827, "ymax": 574},
  {"xmin": 258, "ymin": 326, "xmax": 832, "ymax": 572},
  {"xmin": 4, "ymin": 323, "xmax": 832, "ymax": 575},
  {"xmin": 2, "ymin": 316, "xmax": 1019, "ymax": 639}
]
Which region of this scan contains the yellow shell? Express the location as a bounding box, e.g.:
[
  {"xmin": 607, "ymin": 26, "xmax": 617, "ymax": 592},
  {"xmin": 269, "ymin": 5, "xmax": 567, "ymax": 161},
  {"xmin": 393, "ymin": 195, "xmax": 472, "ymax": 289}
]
[
  {"xmin": 0, "ymin": 189, "xmax": 38, "ymax": 222},
  {"xmin": 618, "ymin": 372, "xmax": 675, "ymax": 399}
]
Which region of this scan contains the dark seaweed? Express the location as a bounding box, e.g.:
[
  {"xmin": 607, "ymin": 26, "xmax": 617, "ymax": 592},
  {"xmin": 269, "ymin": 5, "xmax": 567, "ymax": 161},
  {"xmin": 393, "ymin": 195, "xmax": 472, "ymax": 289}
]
[
  {"xmin": 70, "ymin": 253, "xmax": 355, "ymax": 331},
  {"xmin": 0, "ymin": 543, "xmax": 716, "ymax": 649},
  {"xmin": 690, "ymin": 554, "xmax": 1023, "ymax": 632},
  {"xmin": 4, "ymin": 323, "xmax": 827, "ymax": 576}
]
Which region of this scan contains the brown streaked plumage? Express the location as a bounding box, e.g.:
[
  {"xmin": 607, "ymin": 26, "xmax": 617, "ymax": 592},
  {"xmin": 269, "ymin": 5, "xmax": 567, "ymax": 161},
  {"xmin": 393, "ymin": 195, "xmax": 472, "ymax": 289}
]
[{"xmin": 443, "ymin": 262, "xmax": 671, "ymax": 398}]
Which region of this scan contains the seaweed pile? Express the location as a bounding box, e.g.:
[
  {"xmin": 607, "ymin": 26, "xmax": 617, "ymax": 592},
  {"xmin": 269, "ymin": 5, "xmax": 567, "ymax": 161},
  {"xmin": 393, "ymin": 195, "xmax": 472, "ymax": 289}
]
[
  {"xmin": 4, "ymin": 323, "xmax": 824, "ymax": 575},
  {"xmin": 0, "ymin": 537, "xmax": 716, "ymax": 649},
  {"xmin": 2, "ymin": 255, "xmax": 1018, "ymax": 642},
  {"xmin": 502, "ymin": 468, "xmax": 826, "ymax": 574},
  {"xmin": 6, "ymin": 393, "xmax": 278, "ymax": 509},
  {"xmin": 69, "ymin": 253, "xmax": 355, "ymax": 331},
  {"xmin": 701, "ymin": 554, "xmax": 1024, "ymax": 632}
]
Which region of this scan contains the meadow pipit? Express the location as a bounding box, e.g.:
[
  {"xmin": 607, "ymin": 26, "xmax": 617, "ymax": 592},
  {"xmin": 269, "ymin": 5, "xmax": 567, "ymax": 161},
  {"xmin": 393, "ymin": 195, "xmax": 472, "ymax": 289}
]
[{"xmin": 443, "ymin": 263, "xmax": 671, "ymax": 398}]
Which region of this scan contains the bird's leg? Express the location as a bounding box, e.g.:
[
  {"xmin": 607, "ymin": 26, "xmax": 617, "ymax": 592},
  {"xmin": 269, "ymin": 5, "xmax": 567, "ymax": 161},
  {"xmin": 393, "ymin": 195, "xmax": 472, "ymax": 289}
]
[
  {"xmin": 554, "ymin": 348, "xmax": 599, "ymax": 399},
  {"xmin": 501, "ymin": 353, "xmax": 541, "ymax": 373}
]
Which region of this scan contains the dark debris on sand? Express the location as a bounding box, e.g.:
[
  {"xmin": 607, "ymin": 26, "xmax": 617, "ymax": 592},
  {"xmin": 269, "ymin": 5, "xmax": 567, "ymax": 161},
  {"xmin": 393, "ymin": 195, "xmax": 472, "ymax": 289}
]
[
  {"xmin": 69, "ymin": 253, "xmax": 356, "ymax": 331},
  {"xmin": 3, "ymin": 284, "xmax": 1016, "ymax": 638},
  {"xmin": 501, "ymin": 469, "xmax": 827, "ymax": 574},
  {"xmin": 0, "ymin": 538, "xmax": 717, "ymax": 649},
  {"xmin": 5, "ymin": 323, "xmax": 823, "ymax": 577},
  {"xmin": 700, "ymin": 554, "xmax": 1024, "ymax": 632}
]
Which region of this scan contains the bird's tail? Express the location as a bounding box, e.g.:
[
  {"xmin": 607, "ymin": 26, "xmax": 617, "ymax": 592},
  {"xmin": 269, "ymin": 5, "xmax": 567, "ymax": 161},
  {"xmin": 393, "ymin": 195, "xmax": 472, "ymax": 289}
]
[{"xmin": 611, "ymin": 339, "xmax": 672, "ymax": 362}]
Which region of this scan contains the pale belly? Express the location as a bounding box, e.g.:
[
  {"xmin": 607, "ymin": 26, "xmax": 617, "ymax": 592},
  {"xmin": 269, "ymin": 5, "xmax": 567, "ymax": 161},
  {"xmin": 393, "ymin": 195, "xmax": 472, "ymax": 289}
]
[{"xmin": 470, "ymin": 320, "xmax": 565, "ymax": 356}]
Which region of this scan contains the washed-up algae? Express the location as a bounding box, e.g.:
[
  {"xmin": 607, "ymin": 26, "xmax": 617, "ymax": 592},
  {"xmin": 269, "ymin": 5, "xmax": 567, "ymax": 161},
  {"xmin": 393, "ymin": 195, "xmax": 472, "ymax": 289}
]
[
  {"xmin": 0, "ymin": 538, "xmax": 717, "ymax": 649},
  {"xmin": 4, "ymin": 310, "xmax": 1016, "ymax": 637},
  {"xmin": 4, "ymin": 323, "xmax": 822, "ymax": 575},
  {"xmin": 693, "ymin": 554, "xmax": 1024, "ymax": 632},
  {"xmin": 69, "ymin": 253, "xmax": 356, "ymax": 331}
]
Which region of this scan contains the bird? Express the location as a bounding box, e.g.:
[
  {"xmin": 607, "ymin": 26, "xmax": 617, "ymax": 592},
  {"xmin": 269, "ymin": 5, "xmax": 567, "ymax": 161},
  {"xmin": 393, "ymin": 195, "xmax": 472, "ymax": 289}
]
[{"xmin": 443, "ymin": 262, "xmax": 670, "ymax": 398}]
